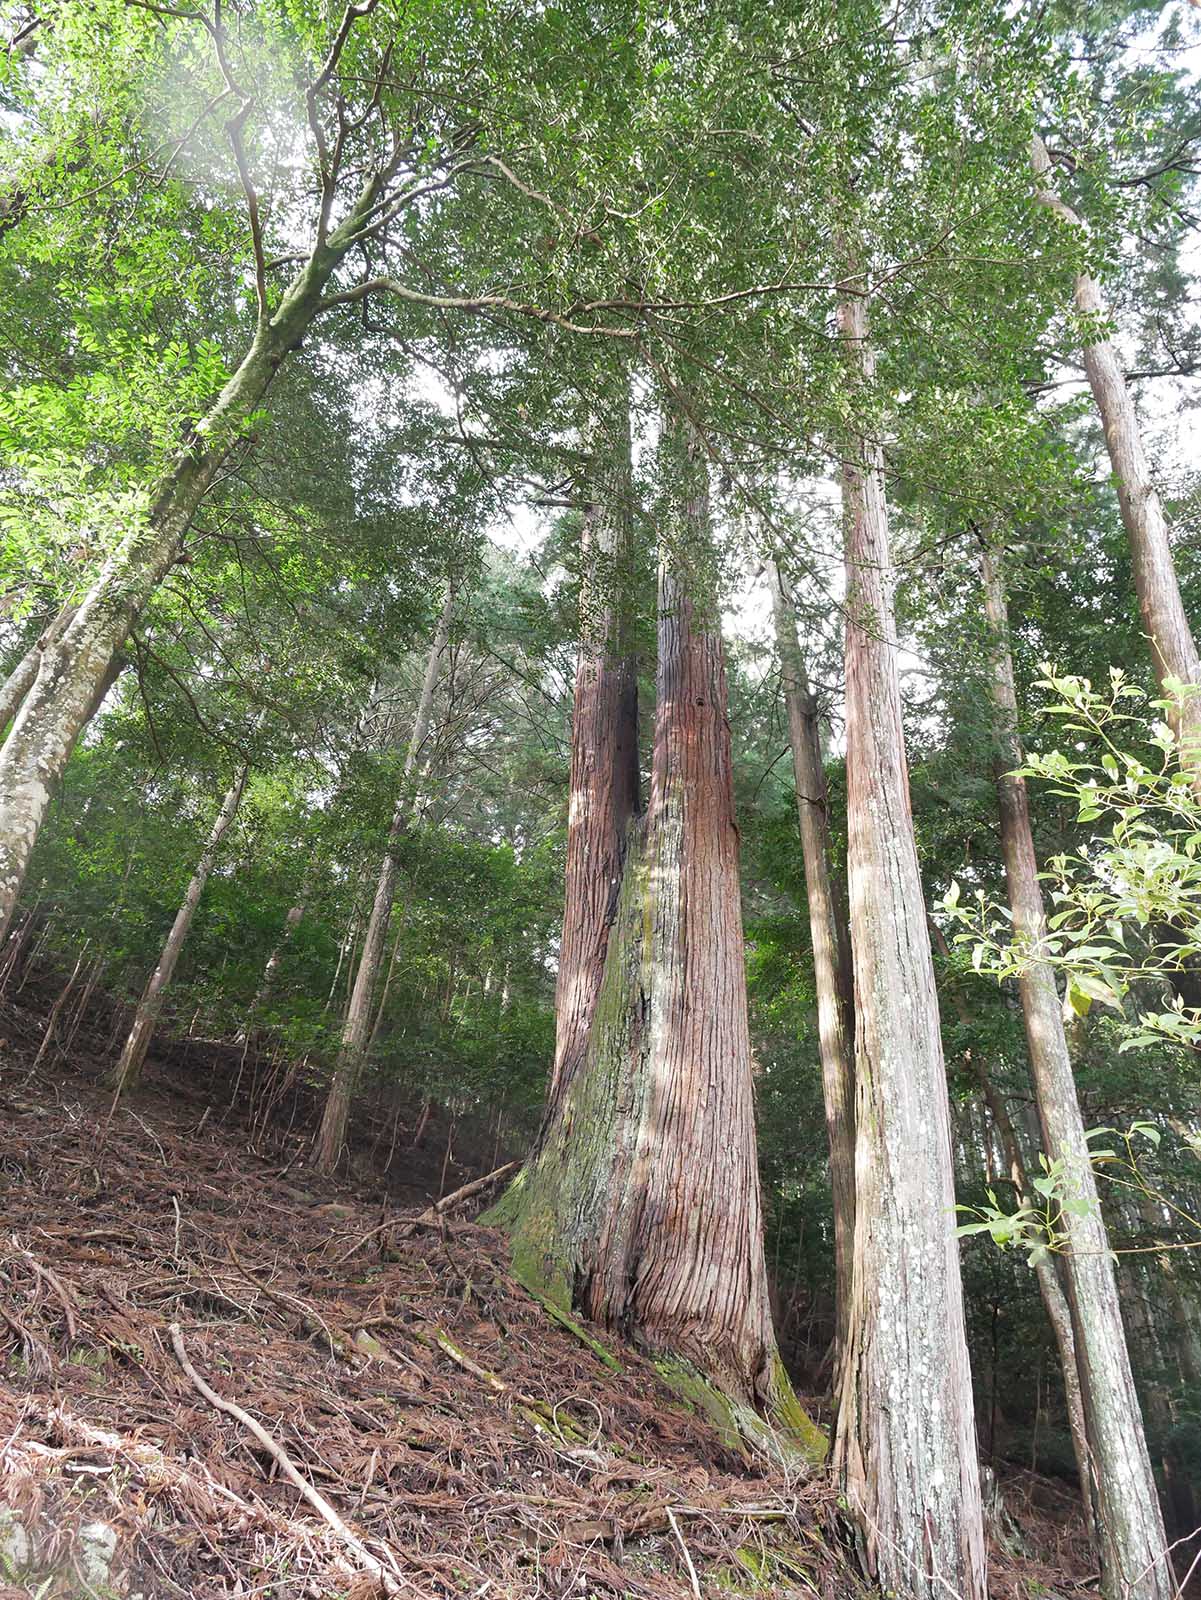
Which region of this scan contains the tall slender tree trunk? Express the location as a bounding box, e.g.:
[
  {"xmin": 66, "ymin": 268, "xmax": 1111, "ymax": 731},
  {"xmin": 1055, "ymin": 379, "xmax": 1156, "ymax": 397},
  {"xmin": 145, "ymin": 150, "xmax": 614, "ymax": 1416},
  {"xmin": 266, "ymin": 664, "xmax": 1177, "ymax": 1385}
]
[
  {"xmin": 929, "ymin": 916, "xmax": 1096, "ymax": 1533},
  {"xmin": 246, "ymin": 683, "xmax": 387, "ymax": 1038},
  {"xmin": 366, "ymin": 907, "xmax": 409, "ymax": 1056},
  {"xmin": 979, "ymin": 543, "xmax": 1172, "ymax": 1600},
  {"xmin": 313, "ymin": 588, "xmax": 454, "ymax": 1174},
  {"xmin": 0, "ymin": 172, "xmax": 395, "ymax": 941},
  {"xmin": 239, "ymin": 885, "xmax": 310, "ymax": 1044},
  {"xmin": 832, "ymin": 284, "xmax": 986, "ymax": 1600},
  {"xmin": 109, "ymin": 762, "xmax": 249, "ymax": 1095},
  {"xmin": 491, "ymin": 405, "xmax": 824, "ymax": 1459},
  {"xmin": 1032, "ymin": 133, "xmax": 1201, "ymax": 771},
  {"xmin": 975, "ymin": 1059, "xmax": 1097, "ymax": 1542},
  {"xmin": 546, "ymin": 404, "xmax": 639, "ymax": 1114},
  {"xmin": 769, "ymin": 561, "xmax": 855, "ymax": 1385}
]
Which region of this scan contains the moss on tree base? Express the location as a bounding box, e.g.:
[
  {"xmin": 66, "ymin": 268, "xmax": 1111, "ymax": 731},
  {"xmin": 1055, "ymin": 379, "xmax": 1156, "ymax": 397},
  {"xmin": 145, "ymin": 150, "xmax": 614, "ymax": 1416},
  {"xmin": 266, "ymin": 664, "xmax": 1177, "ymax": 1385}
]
[
  {"xmin": 488, "ymin": 1172, "xmax": 828, "ymax": 1468},
  {"xmin": 655, "ymin": 1355, "xmax": 828, "ymax": 1469}
]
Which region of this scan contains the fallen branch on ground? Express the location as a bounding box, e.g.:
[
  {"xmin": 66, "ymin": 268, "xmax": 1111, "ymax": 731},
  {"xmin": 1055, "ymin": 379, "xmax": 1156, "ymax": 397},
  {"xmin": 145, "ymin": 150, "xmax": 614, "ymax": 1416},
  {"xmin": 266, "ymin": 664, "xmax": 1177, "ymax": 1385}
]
[
  {"xmin": 168, "ymin": 1322, "xmax": 419, "ymax": 1597},
  {"xmin": 332, "ymin": 1158, "xmax": 519, "ymax": 1264}
]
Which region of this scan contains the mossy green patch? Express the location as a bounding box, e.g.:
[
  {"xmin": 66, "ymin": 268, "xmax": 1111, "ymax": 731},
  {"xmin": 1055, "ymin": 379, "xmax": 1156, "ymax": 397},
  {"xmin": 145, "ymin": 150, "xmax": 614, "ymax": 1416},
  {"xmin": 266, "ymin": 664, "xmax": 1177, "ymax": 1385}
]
[
  {"xmin": 765, "ymin": 1353, "xmax": 828, "ymax": 1464},
  {"xmin": 653, "ymin": 1356, "xmax": 751, "ymax": 1459}
]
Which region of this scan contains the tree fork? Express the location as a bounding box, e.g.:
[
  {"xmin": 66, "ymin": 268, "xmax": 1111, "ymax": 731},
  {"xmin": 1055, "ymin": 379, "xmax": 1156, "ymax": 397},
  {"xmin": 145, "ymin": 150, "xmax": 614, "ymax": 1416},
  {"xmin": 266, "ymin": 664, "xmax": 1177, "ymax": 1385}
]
[{"xmin": 491, "ymin": 404, "xmax": 824, "ymax": 1461}]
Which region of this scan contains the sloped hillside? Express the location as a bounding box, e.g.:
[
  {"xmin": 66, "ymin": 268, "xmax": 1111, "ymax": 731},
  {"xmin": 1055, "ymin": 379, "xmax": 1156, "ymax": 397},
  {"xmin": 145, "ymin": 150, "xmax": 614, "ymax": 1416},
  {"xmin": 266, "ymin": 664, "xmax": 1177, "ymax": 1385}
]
[
  {"xmin": 0, "ymin": 1052, "xmax": 842, "ymax": 1598},
  {"xmin": 0, "ymin": 983, "xmax": 1100, "ymax": 1600}
]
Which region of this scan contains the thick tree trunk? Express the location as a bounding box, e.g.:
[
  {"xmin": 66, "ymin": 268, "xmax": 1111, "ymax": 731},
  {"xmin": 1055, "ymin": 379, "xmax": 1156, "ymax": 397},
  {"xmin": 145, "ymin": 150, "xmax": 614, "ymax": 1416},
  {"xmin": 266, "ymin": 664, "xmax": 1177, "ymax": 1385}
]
[
  {"xmin": 493, "ymin": 410, "xmax": 824, "ymax": 1460},
  {"xmin": 110, "ymin": 762, "xmax": 249, "ymax": 1094},
  {"xmin": 1032, "ymin": 134, "xmax": 1201, "ymax": 772},
  {"xmin": 0, "ymin": 181, "xmax": 390, "ymax": 942},
  {"xmin": 832, "ymin": 286, "xmax": 986, "ymax": 1600},
  {"xmin": 980, "ymin": 544, "xmax": 1172, "ymax": 1600},
  {"xmin": 546, "ymin": 405, "xmax": 639, "ymax": 1114},
  {"xmin": 769, "ymin": 562, "xmax": 855, "ymax": 1385},
  {"xmin": 312, "ymin": 588, "xmax": 454, "ymax": 1174}
]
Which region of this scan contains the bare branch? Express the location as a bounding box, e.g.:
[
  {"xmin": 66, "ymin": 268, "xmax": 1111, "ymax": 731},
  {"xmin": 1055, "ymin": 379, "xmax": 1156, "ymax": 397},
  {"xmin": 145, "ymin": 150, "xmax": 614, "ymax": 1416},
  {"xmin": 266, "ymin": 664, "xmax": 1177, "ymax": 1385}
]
[
  {"xmin": 303, "ymin": 1, "xmax": 382, "ymax": 241},
  {"xmin": 310, "ymin": 0, "xmax": 379, "ymax": 98},
  {"xmin": 319, "ymin": 276, "xmax": 640, "ymax": 338},
  {"xmin": 210, "ymin": 4, "xmax": 268, "ymax": 323}
]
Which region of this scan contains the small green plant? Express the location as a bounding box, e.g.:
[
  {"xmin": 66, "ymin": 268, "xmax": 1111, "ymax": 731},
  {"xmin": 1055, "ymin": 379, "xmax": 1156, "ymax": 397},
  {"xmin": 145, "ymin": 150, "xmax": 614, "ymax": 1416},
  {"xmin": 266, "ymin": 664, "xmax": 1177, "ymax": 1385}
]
[
  {"xmin": 940, "ymin": 667, "xmax": 1201, "ymax": 1049},
  {"xmin": 954, "ymin": 1121, "xmax": 1186, "ymax": 1263}
]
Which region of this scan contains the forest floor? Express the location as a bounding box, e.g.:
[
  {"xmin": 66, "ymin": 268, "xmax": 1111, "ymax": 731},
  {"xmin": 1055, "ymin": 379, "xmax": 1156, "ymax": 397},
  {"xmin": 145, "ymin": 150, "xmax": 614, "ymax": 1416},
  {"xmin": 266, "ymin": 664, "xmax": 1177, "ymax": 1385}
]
[{"xmin": 0, "ymin": 978, "xmax": 1100, "ymax": 1599}]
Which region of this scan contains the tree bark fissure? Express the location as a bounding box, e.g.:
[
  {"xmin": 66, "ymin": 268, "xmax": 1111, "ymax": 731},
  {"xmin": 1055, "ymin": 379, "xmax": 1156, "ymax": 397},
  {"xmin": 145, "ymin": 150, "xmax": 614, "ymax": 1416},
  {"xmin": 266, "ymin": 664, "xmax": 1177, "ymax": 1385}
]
[
  {"xmin": 493, "ymin": 406, "xmax": 823, "ymax": 1456},
  {"xmin": 832, "ymin": 284, "xmax": 986, "ymax": 1600},
  {"xmin": 544, "ymin": 404, "xmax": 639, "ymax": 1118}
]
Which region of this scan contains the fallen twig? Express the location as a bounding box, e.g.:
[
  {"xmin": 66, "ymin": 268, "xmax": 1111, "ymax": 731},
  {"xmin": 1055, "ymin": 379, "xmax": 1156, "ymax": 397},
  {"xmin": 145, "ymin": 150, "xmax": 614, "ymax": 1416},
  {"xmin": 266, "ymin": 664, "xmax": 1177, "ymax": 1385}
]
[
  {"xmin": 666, "ymin": 1505, "xmax": 702, "ymax": 1600},
  {"xmin": 332, "ymin": 1159, "xmax": 518, "ymax": 1265},
  {"xmin": 0, "ymin": 1294, "xmax": 51, "ymax": 1373},
  {"xmin": 168, "ymin": 1322, "xmax": 419, "ymax": 1597},
  {"xmin": 427, "ymin": 1159, "xmax": 519, "ymax": 1217},
  {"xmin": 15, "ymin": 1242, "xmax": 78, "ymax": 1340}
]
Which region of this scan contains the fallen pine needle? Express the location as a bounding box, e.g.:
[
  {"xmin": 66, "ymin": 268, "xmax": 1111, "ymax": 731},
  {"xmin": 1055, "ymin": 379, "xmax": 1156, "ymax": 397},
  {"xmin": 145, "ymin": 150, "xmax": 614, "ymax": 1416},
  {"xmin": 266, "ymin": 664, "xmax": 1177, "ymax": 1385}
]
[{"xmin": 168, "ymin": 1322, "xmax": 420, "ymax": 1597}]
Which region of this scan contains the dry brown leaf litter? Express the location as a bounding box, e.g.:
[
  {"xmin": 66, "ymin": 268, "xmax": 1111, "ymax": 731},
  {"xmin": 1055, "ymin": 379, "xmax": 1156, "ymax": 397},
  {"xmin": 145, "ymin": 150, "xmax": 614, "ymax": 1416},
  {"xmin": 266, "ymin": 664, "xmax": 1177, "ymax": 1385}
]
[
  {"xmin": 0, "ymin": 1058, "xmax": 839, "ymax": 1598},
  {"xmin": 0, "ymin": 985, "xmax": 1100, "ymax": 1600}
]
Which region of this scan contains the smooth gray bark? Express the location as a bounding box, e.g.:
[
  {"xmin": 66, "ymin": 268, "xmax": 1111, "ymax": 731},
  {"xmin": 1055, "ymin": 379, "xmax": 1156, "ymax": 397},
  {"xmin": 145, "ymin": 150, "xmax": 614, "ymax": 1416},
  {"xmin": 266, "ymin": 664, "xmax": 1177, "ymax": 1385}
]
[
  {"xmin": 0, "ymin": 607, "xmax": 77, "ymax": 735},
  {"xmin": 313, "ymin": 588, "xmax": 454, "ymax": 1173}
]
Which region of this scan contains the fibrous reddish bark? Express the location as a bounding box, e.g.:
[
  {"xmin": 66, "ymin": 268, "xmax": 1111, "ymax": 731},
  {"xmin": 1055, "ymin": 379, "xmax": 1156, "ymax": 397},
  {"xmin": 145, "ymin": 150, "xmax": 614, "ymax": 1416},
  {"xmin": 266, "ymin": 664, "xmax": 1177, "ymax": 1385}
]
[
  {"xmin": 545, "ymin": 405, "xmax": 639, "ymax": 1115},
  {"xmin": 832, "ymin": 284, "xmax": 986, "ymax": 1600},
  {"xmin": 494, "ymin": 407, "xmax": 823, "ymax": 1458},
  {"xmin": 769, "ymin": 561, "xmax": 855, "ymax": 1384},
  {"xmin": 980, "ymin": 542, "xmax": 1171, "ymax": 1600}
]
